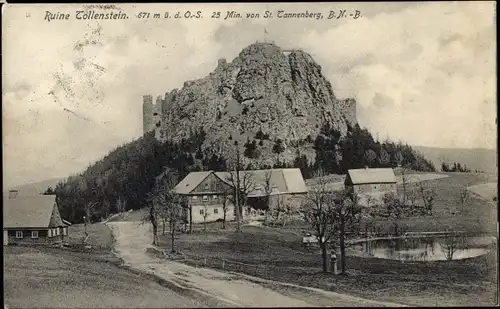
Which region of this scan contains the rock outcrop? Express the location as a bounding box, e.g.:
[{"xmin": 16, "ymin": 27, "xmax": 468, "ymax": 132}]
[{"xmin": 152, "ymin": 42, "xmax": 357, "ymax": 167}]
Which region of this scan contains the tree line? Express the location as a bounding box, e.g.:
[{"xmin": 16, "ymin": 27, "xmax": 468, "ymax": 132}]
[
  {"xmin": 441, "ymin": 161, "xmax": 476, "ymax": 173},
  {"xmin": 45, "ymin": 129, "xmax": 226, "ymax": 224},
  {"xmin": 44, "ymin": 123, "xmax": 435, "ymax": 225}
]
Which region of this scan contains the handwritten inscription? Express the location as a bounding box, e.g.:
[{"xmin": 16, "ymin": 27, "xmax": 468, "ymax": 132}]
[{"xmin": 43, "ymin": 9, "xmax": 362, "ymax": 22}]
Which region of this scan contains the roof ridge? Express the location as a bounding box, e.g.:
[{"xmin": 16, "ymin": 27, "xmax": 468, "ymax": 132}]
[{"xmin": 280, "ymin": 170, "xmax": 289, "ymax": 193}]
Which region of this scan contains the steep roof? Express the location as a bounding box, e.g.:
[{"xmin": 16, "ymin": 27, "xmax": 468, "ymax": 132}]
[
  {"xmin": 345, "ymin": 168, "xmax": 397, "ymax": 185},
  {"xmin": 3, "ymin": 195, "xmax": 60, "ymax": 228},
  {"xmin": 214, "ymin": 168, "xmax": 308, "ymax": 197},
  {"xmin": 173, "ymin": 171, "xmax": 213, "ymax": 194}
]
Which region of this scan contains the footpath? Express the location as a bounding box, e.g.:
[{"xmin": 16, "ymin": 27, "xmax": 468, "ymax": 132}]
[{"xmin": 107, "ymin": 221, "xmax": 406, "ymax": 307}]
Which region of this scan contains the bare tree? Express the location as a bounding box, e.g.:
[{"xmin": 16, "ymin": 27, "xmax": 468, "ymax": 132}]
[
  {"xmin": 280, "ymin": 200, "xmax": 294, "ymax": 228},
  {"xmin": 263, "ymin": 171, "xmax": 273, "ymax": 208},
  {"xmin": 441, "ymin": 232, "xmax": 463, "ymax": 261},
  {"xmin": 226, "ymin": 170, "xmax": 256, "ymax": 231},
  {"xmin": 301, "ymin": 169, "xmax": 337, "ymax": 273},
  {"xmin": 407, "ymin": 188, "xmax": 418, "ymax": 211},
  {"xmin": 332, "ymin": 190, "xmax": 363, "ymax": 274},
  {"xmin": 202, "ymin": 202, "xmax": 209, "ymax": 232},
  {"xmin": 145, "ymin": 196, "xmax": 160, "ymax": 246},
  {"xmin": 144, "ymin": 169, "xmax": 179, "ymax": 247},
  {"xmin": 400, "ymin": 167, "xmax": 412, "ymax": 206},
  {"xmin": 220, "ymin": 186, "xmax": 232, "ymax": 229},
  {"xmin": 83, "ymin": 200, "xmax": 98, "ymax": 242},
  {"xmin": 116, "ymin": 196, "xmax": 126, "ymax": 214},
  {"xmin": 226, "ymin": 140, "xmax": 242, "ymax": 232},
  {"xmin": 458, "ymin": 187, "xmax": 470, "ymax": 214},
  {"xmin": 365, "ymin": 195, "xmax": 373, "ymax": 208},
  {"xmin": 262, "ymin": 171, "xmax": 274, "ymax": 224},
  {"xmin": 84, "ymin": 200, "xmax": 99, "ymax": 224},
  {"xmin": 418, "ymin": 181, "xmax": 437, "ymax": 216},
  {"xmin": 165, "ymin": 197, "xmax": 183, "ymax": 253},
  {"xmin": 382, "ymin": 192, "xmax": 403, "ymax": 236}
]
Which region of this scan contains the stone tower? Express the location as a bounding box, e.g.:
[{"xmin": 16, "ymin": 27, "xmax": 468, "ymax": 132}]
[{"xmin": 142, "ymin": 95, "xmax": 154, "ymax": 135}]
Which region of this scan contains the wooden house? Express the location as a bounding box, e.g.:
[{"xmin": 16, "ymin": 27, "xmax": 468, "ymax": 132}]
[
  {"xmin": 173, "ymin": 168, "xmax": 308, "ymax": 224},
  {"xmin": 3, "ymin": 191, "xmax": 71, "ymax": 246}
]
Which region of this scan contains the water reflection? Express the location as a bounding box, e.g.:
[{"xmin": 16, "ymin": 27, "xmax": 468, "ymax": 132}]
[{"xmin": 352, "ymin": 235, "xmax": 495, "ymax": 261}]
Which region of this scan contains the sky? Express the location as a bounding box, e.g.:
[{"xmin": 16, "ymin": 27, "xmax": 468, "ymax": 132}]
[{"xmin": 2, "ymin": 2, "xmax": 497, "ymax": 188}]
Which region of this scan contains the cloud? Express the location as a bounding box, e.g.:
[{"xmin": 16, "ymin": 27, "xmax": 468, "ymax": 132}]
[
  {"xmin": 2, "ymin": 2, "xmax": 496, "ymax": 188},
  {"xmin": 298, "ymin": 1, "xmax": 496, "ymax": 148}
]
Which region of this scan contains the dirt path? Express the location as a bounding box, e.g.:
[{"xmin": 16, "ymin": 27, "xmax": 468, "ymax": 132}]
[{"xmin": 107, "ymin": 221, "xmax": 404, "ymax": 307}]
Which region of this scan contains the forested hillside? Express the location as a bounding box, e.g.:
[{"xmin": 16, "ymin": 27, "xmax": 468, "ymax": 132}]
[{"xmin": 47, "ymin": 123, "xmax": 435, "ymax": 224}]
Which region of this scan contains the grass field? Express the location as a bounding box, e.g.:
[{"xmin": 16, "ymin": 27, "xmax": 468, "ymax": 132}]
[
  {"xmin": 66, "ymin": 222, "xmax": 115, "ymax": 249},
  {"xmin": 157, "ymin": 223, "xmax": 497, "ymax": 307},
  {"xmin": 469, "ymin": 182, "xmax": 498, "ymax": 202},
  {"xmin": 3, "ymin": 245, "xmax": 202, "ymax": 308}
]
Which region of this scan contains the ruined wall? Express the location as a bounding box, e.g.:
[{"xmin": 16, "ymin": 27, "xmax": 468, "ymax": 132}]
[
  {"xmin": 143, "ymin": 94, "xmax": 164, "ymax": 136},
  {"xmin": 142, "ymin": 95, "xmax": 154, "ymax": 135},
  {"xmin": 337, "ymin": 98, "xmax": 357, "ymax": 126}
]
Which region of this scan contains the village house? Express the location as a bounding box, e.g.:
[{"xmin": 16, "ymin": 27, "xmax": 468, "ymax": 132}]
[
  {"xmin": 173, "ymin": 168, "xmax": 308, "ymax": 224},
  {"xmin": 344, "ymin": 167, "xmax": 398, "ymax": 196},
  {"xmin": 3, "ymin": 190, "xmax": 71, "ymax": 246}
]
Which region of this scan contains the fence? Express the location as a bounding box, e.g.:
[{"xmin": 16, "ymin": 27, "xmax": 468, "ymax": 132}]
[
  {"xmin": 182, "ymin": 254, "xmax": 273, "ymax": 277},
  {"xmin": 156, "ymin": 249, "xmax": 307, "ymax": 278}
]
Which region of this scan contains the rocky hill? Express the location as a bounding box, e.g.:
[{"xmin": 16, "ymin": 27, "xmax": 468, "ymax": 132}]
[{"xmin": 152, "ymin": 42, "xmax": 357, "ymax": 166}]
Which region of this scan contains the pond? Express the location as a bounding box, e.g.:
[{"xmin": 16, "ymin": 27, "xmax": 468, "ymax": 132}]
[{"xmin": 349, "ymin": 234, "xmax": 496, "ymax": 262}]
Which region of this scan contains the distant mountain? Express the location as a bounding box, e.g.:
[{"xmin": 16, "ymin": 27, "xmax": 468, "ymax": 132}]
[
  {"xmin": 413, "ymin": 146, "xmax": 497, "ymax": 174},
  {"xmin": 4, "ymin": 177, "xmax": 66, "ymax": 196}
]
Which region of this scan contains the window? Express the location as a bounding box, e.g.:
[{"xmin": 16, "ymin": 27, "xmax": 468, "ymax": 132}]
[
  {"xmin": 63, "ymin": 227, "xmax": 67, "ymax": 236},
  {"xmin": 213, "ymin": 195, "xmax": 218, "ymax": 200},
  {"xmin": 16, "ymin": 231, "xmax": 23, "ymax": 239},
  {"xmin": 48, "ymin": 229, "xmax": 52, "ymax": 237},
  {"xmin": 204, "ymin": 183, "xmax": 209, "ymax": 191},
  {"xmin": 31, "ymin": 231, "xmax": 39, "ymax": 239},
  {"xmin": 199, "ymin": 209, "xmax": 204, "ymax": 215},
  {"xmin": 56, "ymin": 228, "xmax": 60, "ymax": 236},
  {"xmin": 214, "ymin": 208, "xmax": 219, "ymax": 214},
  {"xmin": 203, "ymin": 195, "xmax": 208, "ymax": 201},
  {"xmin": 192, "ymin": 196, "xmax": 198, "ymax": 200}
]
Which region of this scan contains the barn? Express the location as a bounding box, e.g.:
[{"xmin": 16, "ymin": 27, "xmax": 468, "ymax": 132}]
[
  {"xmin": 344, "ymin": 168, "xmax": 397, "ymax": 196},
  {"xmin": 3, "ymin": 190, "xmax": 71, "ymax": 246}
]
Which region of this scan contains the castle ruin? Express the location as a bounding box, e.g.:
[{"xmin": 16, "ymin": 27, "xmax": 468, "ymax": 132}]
[{"xmin": 142, "ymin": 95, "xmax": 162, "ymax": 136}]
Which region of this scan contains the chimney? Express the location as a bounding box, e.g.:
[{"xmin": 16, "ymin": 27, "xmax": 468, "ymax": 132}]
[{"xmin": 8, "ymin": 189, "xmax": 18, "ymax": 199}]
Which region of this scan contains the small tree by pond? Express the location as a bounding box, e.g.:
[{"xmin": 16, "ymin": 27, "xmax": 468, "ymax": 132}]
[
  {"xmin": 332, "ymin": 190, "xmax": 364, "ymax": 274},
  {"xmin": 301, "ymin": 169, "xmax": 337, "ymax": 273},
  {"xmin": 382, "ymin": 192, "xmax": 403, "ymax": 236},
  {"xmin": 441, "ymin": 232, "xmax": 465, "ymax": 261}
]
